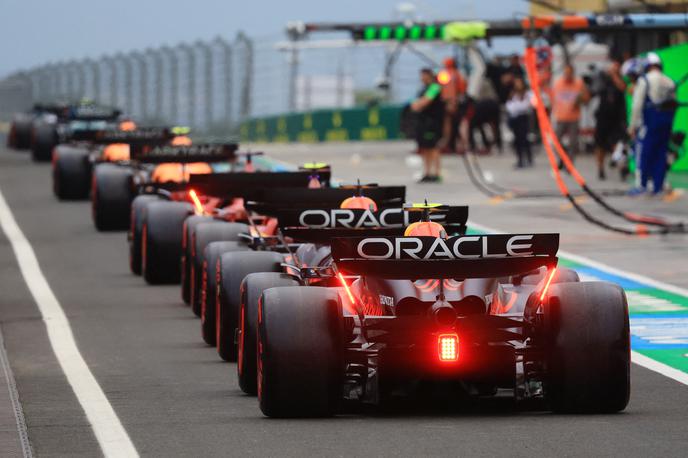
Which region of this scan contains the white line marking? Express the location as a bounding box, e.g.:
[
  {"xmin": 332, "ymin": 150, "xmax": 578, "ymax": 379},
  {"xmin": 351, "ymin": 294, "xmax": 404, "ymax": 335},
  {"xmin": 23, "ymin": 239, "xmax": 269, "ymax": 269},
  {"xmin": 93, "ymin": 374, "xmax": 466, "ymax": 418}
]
[
  {"xmin": 0, "ymin": 188, "xmax": 138, "ymax": 457},
  {"xmin": 469, "ymin": 219, "xmax": 688, "ymax": 386},
  {"xmin": 631, "ymin": 351, "xmax": 688, "ymax": 385}
]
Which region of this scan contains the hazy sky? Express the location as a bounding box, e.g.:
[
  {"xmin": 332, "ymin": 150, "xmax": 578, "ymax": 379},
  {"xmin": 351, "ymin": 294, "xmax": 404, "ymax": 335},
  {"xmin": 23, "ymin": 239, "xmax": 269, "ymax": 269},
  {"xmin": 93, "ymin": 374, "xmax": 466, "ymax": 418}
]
[{"xmin": 0, "ymin": 0, "xmax": 527, "ymax": 77}]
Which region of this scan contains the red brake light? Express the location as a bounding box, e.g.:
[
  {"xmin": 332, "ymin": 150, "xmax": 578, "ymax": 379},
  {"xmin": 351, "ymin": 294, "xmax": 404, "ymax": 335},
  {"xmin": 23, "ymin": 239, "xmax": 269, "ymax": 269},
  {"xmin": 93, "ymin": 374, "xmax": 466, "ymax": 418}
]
[
  {"xmin": 338, "ymin": 273, "xmax": 356, "ymax": 304},
  {"xmin": 189, "ymin": 189, "xmax": 204, "ymax": 215},
  {"xmin": 438, "ymin": 333, "xmax": 459, "ymax": 362},
  {"xmin": 539, "ymin": 267, "xmax": 557, "ymax": 302}
]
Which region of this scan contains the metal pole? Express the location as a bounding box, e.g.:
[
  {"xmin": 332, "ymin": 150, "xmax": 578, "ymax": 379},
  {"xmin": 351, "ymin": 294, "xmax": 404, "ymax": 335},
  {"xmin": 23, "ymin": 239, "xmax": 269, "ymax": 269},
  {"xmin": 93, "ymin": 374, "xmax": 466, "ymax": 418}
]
[
  {"xmin": 214, "ymin": 36, "xmax": 232, "ymax": 126},
  {"xmin": 147, "ymin": 47, "xmax": 164, "ymax": 123},
  {"xmin": 161, "ymin": 46, "xmax": 179, "ymax": 124},
  {"xmin": 90, "ymin": 59, "xmax": 101, "ymax": 104},
  {"xmin": 76, "ymin": 60, "xmax": 87, "ymax": 100},
  {"xmin": 118, "ymin": 53, "xmax": 133, "ymax": 115},
  {"xmin": 131, "ymin": 51, "xmax": 147, "ymax": 121},
  {"xmin": 197, "ymin": 40, "xmax": 213, "ymax": 131},
  {"xmin": 103, "ymin": 56, "xmax": 118, "ymax": 107},
  {"xmin": 236, "ymin": 32, "xmax": 253, "ymax": 121},
  {"xmin": 179, "ymin": 43, "xmax": 196, "ymax": 127}
]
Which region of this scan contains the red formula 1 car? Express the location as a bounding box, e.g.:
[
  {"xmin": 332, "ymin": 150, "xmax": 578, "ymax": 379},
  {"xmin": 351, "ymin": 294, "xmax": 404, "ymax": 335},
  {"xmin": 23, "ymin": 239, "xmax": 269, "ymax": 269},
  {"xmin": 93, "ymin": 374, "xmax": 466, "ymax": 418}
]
[{"xmin": 251, "ymin": 206, "xmax": 630, "ymax": 417}]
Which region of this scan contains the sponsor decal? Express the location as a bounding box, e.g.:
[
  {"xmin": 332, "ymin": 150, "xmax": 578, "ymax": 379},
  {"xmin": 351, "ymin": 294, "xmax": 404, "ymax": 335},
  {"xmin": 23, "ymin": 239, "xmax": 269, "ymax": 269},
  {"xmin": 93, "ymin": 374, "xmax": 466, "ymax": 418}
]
[{"xmin": 355, "ymin": 235, "xmax": 536, "ymax": 260}]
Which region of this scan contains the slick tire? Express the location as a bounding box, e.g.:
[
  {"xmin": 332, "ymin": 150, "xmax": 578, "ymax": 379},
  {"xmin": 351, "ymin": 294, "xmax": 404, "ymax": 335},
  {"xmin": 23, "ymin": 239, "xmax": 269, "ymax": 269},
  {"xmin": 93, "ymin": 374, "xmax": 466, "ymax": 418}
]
[
  {"xmin": 544, "ymin": 281, "xmax": 630, "ymax": 413},
  {"xmin": 258, "ymin": 286, "xmax": 343, "ymax": 417},
  {"xmin": 52, "ymin": 146, "xmax": 91, "ymax": 200},
  {"xmin": 142, "ymin": 201, "xmax": 193, "ymax": 284},
  {"xmin": 91, "ymin": 163, "xmax": 133, "ymax": 231},
  {"xmin": 238, "ymin": 273, "xmax": 299, "ymax": 395},
  {"xmin": 10, "ymin": 115, "xmax": 32, "ymax": 149},
  {"xmin": 200, "ymin": 241, "xmax": 249, "ymax": 346},
  {"xmin": 190, "ymin": 222, "xmax": 249, "ymax": 317},
  {"xmin": 181, "ymin": 215, "xmax": 214, "ymax": 304},
  {"xmin": 129, "ymin": 195, "xmax": 161, "ymax": 275},
  {"xmin": 31, "ymin": 122, "xmax": 57, "ymax": 162},
  {"xmin": 216, "ymin": 251, "xmax": 283, "ymax": 362}
]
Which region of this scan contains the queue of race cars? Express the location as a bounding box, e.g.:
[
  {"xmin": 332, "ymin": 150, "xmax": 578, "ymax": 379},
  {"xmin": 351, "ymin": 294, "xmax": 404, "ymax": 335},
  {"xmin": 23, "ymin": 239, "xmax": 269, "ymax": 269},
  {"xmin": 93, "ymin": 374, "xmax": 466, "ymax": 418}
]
[{"xmin": 7, "ymin": 101, "xmax": 631, "ymax": 417}]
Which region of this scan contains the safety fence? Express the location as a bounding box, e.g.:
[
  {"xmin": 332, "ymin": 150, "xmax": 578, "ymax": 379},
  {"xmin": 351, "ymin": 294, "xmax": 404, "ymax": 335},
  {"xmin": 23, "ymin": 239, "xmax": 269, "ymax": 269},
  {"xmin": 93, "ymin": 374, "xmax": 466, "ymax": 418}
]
[{"xmin": 0, "ymin": 31, "xmax": 456, "ymax": 132}]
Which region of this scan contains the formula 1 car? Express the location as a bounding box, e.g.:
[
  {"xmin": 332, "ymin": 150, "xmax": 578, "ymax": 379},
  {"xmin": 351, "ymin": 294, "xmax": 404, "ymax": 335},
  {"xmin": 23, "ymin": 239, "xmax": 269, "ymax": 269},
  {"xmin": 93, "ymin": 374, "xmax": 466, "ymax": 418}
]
[
  {"xmin": 52, "ymin": 125, "xmax": 183, "ymax": 200},
  {"xmin": 90, "ymin": 140, "xmax": 235, "ymax": 232},
  {"xmin": 6, "ymin": 104, "xmax": 69, "ymax": 151},
  {"xmin": 202, "ymin": 185, "xmax": 417, "ymax": 363},
  {"xmin": 254, "ymin": 208, "xmax": 630, "ymax": 417},
  {"xmin": 29, "ymin": 102, "xmax": 123, "ymax": 162},
  {"xmin": 225, "ymin": 200, "xmax": 469, "ymax": 395},
  {"xmin": 132, "ymin": 166, "xmax": 332, "ymax": 287}
]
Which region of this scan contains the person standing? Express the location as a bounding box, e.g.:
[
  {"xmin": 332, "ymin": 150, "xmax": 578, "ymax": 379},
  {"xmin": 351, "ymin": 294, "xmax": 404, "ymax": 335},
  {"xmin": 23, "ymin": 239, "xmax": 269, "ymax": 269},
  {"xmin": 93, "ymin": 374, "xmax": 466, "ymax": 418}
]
[
  {"xmin": 593, "ymin": 57, "xmax": 627, "ymax": 180},
  {"xmin": 552, "ymin": 64, "xmax": 590, "ymax": 167},
  {"xmin": 628, "ymin": 52, "xmax": 677, "ymax": 196},
  {"xmin": 411, "ymin": 68, "xmax": 444, "ymax": 183},
  {"xmin": 506, "ymin": 77, "xmax": 533, "ymax": 168},
  {"xmin": 438, "ymin": 58, "xmax": 466, "ymax": 152}
]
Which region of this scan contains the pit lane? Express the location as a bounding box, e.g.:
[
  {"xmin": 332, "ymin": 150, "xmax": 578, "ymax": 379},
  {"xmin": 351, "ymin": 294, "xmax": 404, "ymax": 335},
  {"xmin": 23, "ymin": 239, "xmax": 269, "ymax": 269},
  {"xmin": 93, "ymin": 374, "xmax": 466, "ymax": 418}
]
[{"xmin": 0, "ymin": 142, "xmax": 686, "ymax": 456}]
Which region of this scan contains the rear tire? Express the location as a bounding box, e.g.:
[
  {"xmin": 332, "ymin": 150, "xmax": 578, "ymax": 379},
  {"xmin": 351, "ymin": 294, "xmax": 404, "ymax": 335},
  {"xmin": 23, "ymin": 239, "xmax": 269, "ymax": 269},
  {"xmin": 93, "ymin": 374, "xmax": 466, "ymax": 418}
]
[
  {"xmin": 142, "ymin": 201, "xmax": 192, "ymax": 284},
  {"xmin": 238, "ymin": 273, "xmax": 299, "ymax": 395},
  {"xmin": 31, "ymin": 122, "xmax": 57, "ymax": 162},
  {"xmin": 10, "ymin": 115, "xmax": 32, "ymax": 149},
  {"xmin": 544, "ymin": 281, "xmax": 630, "ymax": 413},
  {"xmin": 52, "ymin": 146, "xmax": 91, "ymax": 200},
  {"xmin": 258, "ymin": 286, "xmax": 343, "ymax": 417},
  {"xmin": 129, "ymin": 195, "xmax": 161, "ymax": 275},
  {"xmin": 190, "ymin": 222, "xmax": 248, "ymax": 316},
  {"xmin": 181, "ymin": 215, "xmax": 213, "ymax": 304},
  {"xmin": 216, "ymin": 251, "xmax": 284, "ymax": 362},
  {"xmin": 200, "ymin": 242, "xmax": 249, "ymax": 345},
  {"xmin": 91, "ymin": 163, "xmax": 133, "ymax": 231}
]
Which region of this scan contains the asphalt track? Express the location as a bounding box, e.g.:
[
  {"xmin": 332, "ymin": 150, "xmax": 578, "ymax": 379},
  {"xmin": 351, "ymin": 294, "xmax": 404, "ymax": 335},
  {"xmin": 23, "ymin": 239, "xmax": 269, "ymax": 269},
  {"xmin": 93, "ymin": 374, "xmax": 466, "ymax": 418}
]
[{"xmin": 0, "ymin": 142, "xmax": 687, "ymax": 457}]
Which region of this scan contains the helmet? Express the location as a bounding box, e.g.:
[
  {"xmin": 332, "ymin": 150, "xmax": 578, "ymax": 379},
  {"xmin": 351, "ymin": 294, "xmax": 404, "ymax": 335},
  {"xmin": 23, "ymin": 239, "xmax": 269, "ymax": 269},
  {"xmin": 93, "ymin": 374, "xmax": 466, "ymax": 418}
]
[
  {"xmin": 118, "ymin": 120, "xmax": 137, "ymax": 131},
  {"xmin": 646, "ymin": 52, "xmax": 662, "ymax": 68},
  {"xmin": 151, "ymin": 162, "xmax": 212, "ymax": 183},
  {"xmin": 171, "ymin": 135, "xmax": 192, "ymax": 146},
  {"xmin": 404, "ymin": 221, "xmax": 446, "ymax": 237},
  {"xmin": 102, "ymin": 143, "xmax": 130, "ymax": 161},
  {"xmin": 340, "ymin": 196, "xmax": 377, "ymax": 211}
]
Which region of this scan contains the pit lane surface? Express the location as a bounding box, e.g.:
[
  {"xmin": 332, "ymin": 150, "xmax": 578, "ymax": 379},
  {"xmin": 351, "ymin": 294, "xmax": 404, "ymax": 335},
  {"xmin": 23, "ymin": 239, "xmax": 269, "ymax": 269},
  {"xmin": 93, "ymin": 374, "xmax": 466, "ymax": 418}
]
[{"xmin": 0, "ymin": 143, "xmax": 687, "ymax": 457}]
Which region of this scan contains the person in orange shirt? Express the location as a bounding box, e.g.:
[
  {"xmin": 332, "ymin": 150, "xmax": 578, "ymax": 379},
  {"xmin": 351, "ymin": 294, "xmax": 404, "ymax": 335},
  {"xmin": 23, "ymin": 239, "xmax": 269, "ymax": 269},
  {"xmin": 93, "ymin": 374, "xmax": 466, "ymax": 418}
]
[
  {"xmin": 438, "ymin": 58, "xmax": 467, "ymax": 152},
  {"xmin": 552, "ymin": 64, "xmax": 590, "ymax": 166}
]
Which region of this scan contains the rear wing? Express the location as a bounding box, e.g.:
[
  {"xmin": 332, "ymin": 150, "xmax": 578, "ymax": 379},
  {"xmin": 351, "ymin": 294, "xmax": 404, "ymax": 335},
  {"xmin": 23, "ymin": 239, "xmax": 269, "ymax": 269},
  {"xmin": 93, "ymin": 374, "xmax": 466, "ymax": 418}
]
[
  {"xmin": 331, "ymin": 234, "xmax": 559, "ymax": 279},
  {"xmin": 130, "ymin": 143, "xmax": 238, "ymax": 163},
  {"xmin": 277, "ymin": 206, "xmax": 468, "ymax": 243},
  {"xmin": 188, "ymin": 170, "xmax": 332, "ymax": 197},
  {"xmin": 65, "ymin": 127, "xmax": 173, "ymax": 144},
  {"xmin": 91, "ymin": 127, "xmax": 175, "ymax": 145},
  {"xmin": 68, "ymin": 105, "xmax": 121, "ymax": 121},
  {"xmin": 244, "ymin": 186, "xmax": 405, "ymax": 215}
]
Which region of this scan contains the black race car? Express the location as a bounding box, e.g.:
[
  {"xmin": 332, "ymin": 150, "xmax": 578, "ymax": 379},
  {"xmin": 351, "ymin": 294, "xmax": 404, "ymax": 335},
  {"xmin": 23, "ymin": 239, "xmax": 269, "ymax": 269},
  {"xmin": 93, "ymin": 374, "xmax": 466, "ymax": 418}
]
[
  {"xmin": 253, "ymin": 207, "xmax": 630, "ymax": 417},
  {"xmin": 52, "ymin": 126, "xmax": 183, "ymax": 200},
  {"xmin": 28, "ymin": 102, "xmax": 123, "ymax": 162},
  {"xmin": 224, "ymin": 200, "xmax": 468, "ymax": 395}
]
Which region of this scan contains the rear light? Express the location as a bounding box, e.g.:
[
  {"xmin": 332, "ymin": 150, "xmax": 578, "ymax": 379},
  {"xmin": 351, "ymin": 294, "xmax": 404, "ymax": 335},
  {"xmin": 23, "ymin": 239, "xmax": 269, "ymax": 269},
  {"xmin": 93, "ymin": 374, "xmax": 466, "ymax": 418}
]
[
  {"xmin": 539, "ymin": 267, "xmax": 557, "ymax": 302},
  {"xmin": 438, "ymin": 333, "xmax": 459, "ymax": 362},
  {"xmin": 189, "ymin": 189, "xmax": 204, "ymax": 215}
]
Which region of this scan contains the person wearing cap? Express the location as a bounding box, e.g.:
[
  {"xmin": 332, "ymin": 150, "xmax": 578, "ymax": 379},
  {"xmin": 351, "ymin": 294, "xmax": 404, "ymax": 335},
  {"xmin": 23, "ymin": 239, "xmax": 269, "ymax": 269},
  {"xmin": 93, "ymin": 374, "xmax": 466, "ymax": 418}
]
[
  {"xmin": 437, "ymin": 57, "xmax": 467, "ymax": 152},
  {"xmin": 627, "ymin": 52, "xmax": 676, "ymax": 196}
]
